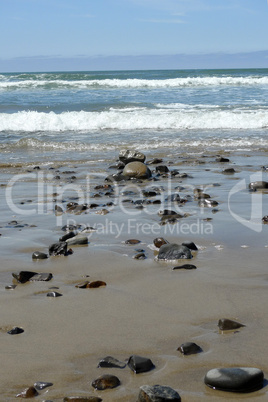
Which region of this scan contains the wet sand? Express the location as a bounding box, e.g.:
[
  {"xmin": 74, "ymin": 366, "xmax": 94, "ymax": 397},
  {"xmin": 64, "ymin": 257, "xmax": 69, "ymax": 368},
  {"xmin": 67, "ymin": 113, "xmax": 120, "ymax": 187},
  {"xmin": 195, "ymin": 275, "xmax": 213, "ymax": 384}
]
[{"xmin": 0, "ymin": 149, "xmax": 268, "ymax": 401}]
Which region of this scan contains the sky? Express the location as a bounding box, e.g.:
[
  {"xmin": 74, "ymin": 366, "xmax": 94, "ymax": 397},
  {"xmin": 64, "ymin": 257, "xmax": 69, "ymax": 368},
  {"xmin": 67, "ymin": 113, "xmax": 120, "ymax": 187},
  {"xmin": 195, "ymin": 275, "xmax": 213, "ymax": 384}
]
[{"xmin": 1, "ymin": 0, "xmax": 268, "ymax": 72}]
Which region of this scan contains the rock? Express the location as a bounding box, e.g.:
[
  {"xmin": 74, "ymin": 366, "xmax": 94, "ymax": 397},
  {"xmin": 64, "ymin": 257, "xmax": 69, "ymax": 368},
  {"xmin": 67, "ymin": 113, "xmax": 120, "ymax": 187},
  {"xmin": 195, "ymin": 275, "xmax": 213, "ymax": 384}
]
[
  {"xmin": 177, "ymin": 342, "xmax": 202, "ymax": 355},
  {"xmin": 12, "ymin": 271, "xmax": 38, "ymax": 283},
  {"xmin": 34, "ymin": 381, "xmax": 53, "ymax": 391},
  {"xmin": 204, "ymin": 367, "xmax": 264, "ymax": 392},
  {"xmin": 64, "ymin": 398, "xmax": 102, "ymax": 402},
  {"xmin": 153, "ymin": 237, "xmax": 169, "ymax": 248},
  {"xmin": 138, "ymin": 385, "xmax": 181, "ymax": 402},
  {"xmin": 86, "ymin": 281, "xmax": 106, "ymax": 288},
  {"xmin": 198, "ymin": 199, "xmax": 218, "ymax": 207},
  {"xmin": 262, "ymin": 216, "xmax": 268, "ymax": 223},
  {"xmin": 91, "ymin": 374, "xmax": 120, "ymax": 390},
  {"xmin": 48, "ymin": 241, "xmax": 68, "ymax": 256},
  {"xmin": 105, "ymin": 173, "xmax": 125, "ymax": 182},
  {"xmin": 5, "ymin": 285, "xmax": 17, "ymax": 290},
  {"xmin": 32, "ymin": 251, "xmax": 48, "ymax": 260},
  {"xmin": 55, "ymin": 205, "xmax": 64, "ymax": 215},
  {"xmin": 7, "ymin": 327, "xmax": 24, "ymax": 335},
  {"xmin": 166, "ymin": 193, "xmax": 181, "ymax": 202},
  {"xmin": 222, "ymin": 168, "xmax": 236, "ymax": 174},
  {"xmin": 147, "ymin": 158, "xmax": 163, "ymax": 165},
  {"xmin": 60, "ymin": 232, "xmax": 76, "ymax": 242},
  {"xmin": 119, "ymin": 149, "xmax": 146, "ymax": 164},
  {"xmin": 66, "ymin": 235, "xmax": 89, "ymax": 245},
  {"xmin": 30, "ymin": 273, "xmax": 53, "ymax": 282},
  {"xmin": 158, "ymin": 244, "xmax": 192, "ymax": 260},
  {"xmin": 98, "ymin": 356, "xmax": 126, "ymax": 369},
  {"xmin": 216, "ymin": 157, "xmax": 230, "ymax": 162},
  {"xmin": 133, "ymin": 253, "xmax": 146, "ymax": 260},
  {"xmin": 125, "ymin": 239, "xmax": 141, "ymax": 245},
  {"xmin": 156, "ymin": 165, "xmax": 169, "ymax": 174},
  {"xmin": 123, "ymin": 161, "xmax": 152, "ymax": 179},
  {"xmin": 128, "ymin": 355, "xmax": 155, "ymax": 374},
  {"xmin": 173, "ymin": 264, "xmax": 197, "ymax": 270},
  {"xmin": 47, "ymin": 291, "xmax": 62, "ymax": 297},
  {"xmin": 218, "ymin": 318, "xmax": 245, "ymax": 331},
  {"xmin": 16, "ymin": 386, "xmax": 38, "ymax": 398},
  {"xmin": 182, "ymin": 241, "xmax": 198, "ymax": 251},
  {"xmin": 249, "ymin": 181, "xmax": 268, "ymax": 191}
]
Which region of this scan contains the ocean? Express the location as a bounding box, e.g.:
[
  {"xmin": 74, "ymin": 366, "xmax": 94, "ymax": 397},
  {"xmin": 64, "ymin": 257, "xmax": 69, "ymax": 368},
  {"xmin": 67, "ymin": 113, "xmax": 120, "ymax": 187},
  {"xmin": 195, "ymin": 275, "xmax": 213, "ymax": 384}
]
[{"xmin": 1, "ymin": 68, "xmax": 268, "ymax": 165}]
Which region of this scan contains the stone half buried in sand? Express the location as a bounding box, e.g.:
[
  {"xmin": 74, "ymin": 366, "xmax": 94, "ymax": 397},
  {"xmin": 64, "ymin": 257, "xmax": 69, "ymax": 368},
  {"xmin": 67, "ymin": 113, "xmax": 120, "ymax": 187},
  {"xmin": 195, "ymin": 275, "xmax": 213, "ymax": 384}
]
[
  {"xmin": 91, "ymin": 374, "xmax": 120, "ymax": 390},
  {"xmin": 98, "ymin": 356, "xmax": 126, "ymax": 369},
  {"xmin": 218, "ymin": 318, "xmax": 245, "ymax": 331},
  {"xmin": 12, "ymin": 271, "xmax": 53, "ymax": 283},
  {"xmin": 138, "ymin": 385, "xmax": 181, "ymax": 402},
  {"xmin": 157, "ymin": 244, "xmax": 192, "ymax": 261},
  {"xmin": 119, "ymin": 149, "xmax": 146, "ymax": 164},
  {"xmin": 123, "ymin": 161, "xmax": 152, "ymax": 179},
  {"xmin": 204, "ymin": 367, "xmax": 264, "ymax": 393},
  {"xmin": 128, "ymin": 355, "xmax": 155, "ymax": 374}
]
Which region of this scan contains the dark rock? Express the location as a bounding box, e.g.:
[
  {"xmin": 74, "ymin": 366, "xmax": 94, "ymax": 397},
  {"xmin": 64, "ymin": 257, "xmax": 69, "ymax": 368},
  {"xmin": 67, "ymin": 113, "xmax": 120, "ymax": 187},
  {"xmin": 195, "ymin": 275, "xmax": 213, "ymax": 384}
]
[
  {"xmin": 156, "ymin": 165, "xmax": 169, "ymax": 174},
  {"xmin": 32, "ymin": 251, "xmax": 48, "ymax": 260},
  {"xmin": 166, "ymin": 193, "xmax": 181, "ymax": 202},
  {"xmin": 86, "ymin": 281, "xmax": 106, "ymax": 288},
  {"xmin": 204, "ymin": 367, "xmax": 264, "ymax": 393},
  {"xmin": 7, "ymin": 327, "xmax": 24, "ymax": 335},
  {"xmin": 75, "ymin": 281, "xmax": 90, "ymax": 288},
  {"xmin": 60, "ymin": 232, "xmax": 76, "ymax": 242},
  {"xmin": 138, "ymin": 385, "xmax": 181, "ymax": 402},
  {"xmin": 91, "ymin": 374, "xmax": 120, "ymax": 390},
  {"xmin": 128, "ymin": 355, "xmax": 155, "ymax": 374},
  {"xmin": 105, "ymin": 173, "xmax": 125, "ymax": 182},
  {"xmin": 158, "ymin": 209, "xmax": 178, "ymax": 216},
  {"xmin": 173, "ymin": 264, "xmax": 197, "ymax": 270},
  {"xmin": 61, "ymin": 224, "xmax": 79, "ymax": 232},
  {"xmin": 12, "ymin": 271, "xmax": 38, "ymax": 283},
  {"xmin": 222, "ymin": 168, "xmax": 236, "ymax": 174},
  {"xmin": 147, "ymin": 158, "xmax": 163, "ymax": 164},
  {"xmin": 249, "ymin": 181, "xmax": 268, "ymax": 191},
  {"xmin": 47, "ymin": 291, "xmax": 62, "ymax": 297},
  {"xmin": 125, "ymin": 239, "xmax": 141, "ymax": 245},
  {"xmin": 109, "ymin": 161, "xmax": 125, "ymax": 169},
  {"xmin": 55, "ymin": 205, "xmax": 64, "ymax": 214},
  {"xmin": 158, "ymin": 244, "xmax": 192, "ymax": 260},
  {"xmin": 123, "ymin": 162, "xmax": 152, "ymax": 179},
  {"xmin": 16, "ymin": 386, "xmax": 38, "ymax": 398},
  {"xmin": 262, "ymin": 216, "xmax": 268, "ymax": 223},
  {"xmin": 98, "ymin": 356, "xmax": 126, "ymax": 369},
  {"xmin": 133, "ymin": 253, "xmax": 146, "ymax": 260},
  {"xmin": 182, "ymin": 241, "xmax": 198, "ymax": 251},
  {"xmin": 5, "ymin": 285, "xmax": 17, "ymax": 290},
  {"xmin": 216, "ymin": 157, "xmax": 230, "ymax": 162},
  {"xmin": 64, "ymin": 398, "xmax": 102, "ymax": 402},
  {"xmin": 198, "ymin": 199, "xmax": 218, "ymax": 208},
  {"xmin": 177, "ymin": 342, "xmax": 202, "ymax": 355},
  {"xmin": 34, "ymin": 382, "xmax": 53, "ymax": 391},
  {"xmin": 143, "ymin": 190, "xmax": 158, "ymax": 197},
  {"xmin": 119, "ymin": 149, "xmax": 146, "ymax": 164},
  {"xmin": 48, "ymin": 241, "xmax": 68, "ymax": 256},
  {"xmin": 66, "ymin": 235, "xmax": 89, "ymax": 245},
  {"xmin": 153, "ymin": 237, "xmax": 169, "ymax": 248},
  {"xmin": 218, "ymin": 318, "xmax": 245, "ymax": 331}
]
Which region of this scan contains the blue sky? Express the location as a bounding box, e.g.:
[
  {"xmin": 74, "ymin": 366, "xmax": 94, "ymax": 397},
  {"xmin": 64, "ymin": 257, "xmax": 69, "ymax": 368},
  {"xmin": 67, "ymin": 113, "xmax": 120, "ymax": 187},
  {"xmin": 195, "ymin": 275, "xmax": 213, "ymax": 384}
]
[{"xmin": 1, "ymin": 0, "xmax": 268, "ymax": 71}]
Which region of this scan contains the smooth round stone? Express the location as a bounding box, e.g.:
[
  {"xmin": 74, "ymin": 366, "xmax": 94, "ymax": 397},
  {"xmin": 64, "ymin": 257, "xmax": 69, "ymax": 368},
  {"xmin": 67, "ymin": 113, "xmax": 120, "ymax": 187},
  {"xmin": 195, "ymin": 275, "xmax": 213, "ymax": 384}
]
[
  {"xmin": 5, "ymin": 285, "xmax": 17, "ymax": 290},
  {"xmin": 218, "ymin": 318, "xmax": 245, "ymax": 331},
  {"xmin": 138, "ymin": 385, "xmax": 181, "ymax": 402},
  {"xmin": 177, "ymin": 342, "xmax": 202, "ymax": 355},
  {"xmin": 16, "ymin": 386, "xmax": 38, "ymax": 398},
  {"xmin": 7, "ymin": 326, "xmax": 24, "ymax": 335},
  {"xmin": 153, "ymin": 237, "xmax": 168, "ymax": 248},
  {"xmin": 34, "ymin": 381, "xmax": 53, "ymax": 391},
  {"xmin": 63, "ymin": 397, "xmax": 102, "ymax": 402},
  {"xmin": 156, "ymin": 165, "xmax": 169, "ymax": 174},
  {"xmin": 204, "ymin": 367, "xmax": 264, "ymax": 392},
  {"xmin": 91, "ymin": 374, "xmax": 120, "ymax": 390},
  {"xmin": 125, "ymin": 239, "xmax": 141, "ymax": 245},
  {"xmin": 98, "ymin": 356, "xmax": 126, "ymax": 369},
  {"xmin": 222, "ymin": 168, "xmax": 236, "ymax": 174},
  {"xmin": 158, "ymin": 244, "xmax": 192, "ymax": 261},
  {"xmin": 32, "ymin": 251, "xmax": 48, "ymax": 260},
  {"xmin": 123, "ymin": 161, "xmax": 152, "ymax": 179},
  {"xmin": 216, "ymin": 157, "xmax": 230, "ymax": 162},
  {"xmin": 128, "ymin": 355, "xmax": 155, "ymax": 374},
  {"xmin": 133, "ymin": 253, "xmax": 146, "ymax": 260}
]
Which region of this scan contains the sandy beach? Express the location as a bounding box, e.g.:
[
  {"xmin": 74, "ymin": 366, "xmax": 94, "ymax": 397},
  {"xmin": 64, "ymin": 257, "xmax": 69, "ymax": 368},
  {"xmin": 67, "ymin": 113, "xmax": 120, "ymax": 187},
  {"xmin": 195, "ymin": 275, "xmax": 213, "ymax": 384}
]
[{"xmin": 0, "ymin": 148, "xmax": 268, "ymax": 401}]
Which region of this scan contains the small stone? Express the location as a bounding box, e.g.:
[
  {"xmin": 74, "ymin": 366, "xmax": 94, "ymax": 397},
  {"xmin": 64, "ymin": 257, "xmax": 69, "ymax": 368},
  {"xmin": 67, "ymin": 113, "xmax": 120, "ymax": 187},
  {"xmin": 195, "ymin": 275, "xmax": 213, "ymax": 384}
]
[
  {"xmin": 158, "ymin": 244, "xmax": 192, "ymax": 260},
  {"xmin": 91, "ymin": 374, "xmax": 120, "ymax": 390},
  {"xmin": 30, "ymin": 273, "xmax": 53, "ymax": 282},
  {"xmin": 34, "ymin": 381, "xmax": 53, "ymax": 391},
  {"xmin": 138, "ymin": 385, "xmax": 181, "ymax": 402},
  {"xmin": 222, "ymin": 168, "xmax": 236, "ymax": 174},
  {"xmin": 177, "ymin": 342, "xmax": 202, "ymax": 355},
  {"xmin": 156, "ymin": 165, "xmax": 169, "ymax": 174},
  {"xmin": 12, "ymin": 271, "xmax": 38, "ymax": 283},
  {"xmin": 128, "ymin": 355, "xmax": 155, "ymax": 374},
  {"xmin": 133, "ymin": 253, "xmax": 146, "ymax": 260},
  {"xmin": 218, "ymin": 318, "xmax": 245, "ymax": 331},
  {"xmin": 86, "ymin": 281, "xmax": 106, "ymax": 288},
  {"xmin": 48, "ymin": 241, "xmax": 68, "ymax": 256},
  {"xmin": 249, "ymin": 181, "xmax": 268, "ymax": 191},
  {"xmin": 75, "ymin": 281, "xmax": 90, "ymax": 288},
  {"xmin": 173, "ymin": 264, "xmax": 197, "ymax": 270},
  {"xmin": 204, "ymin": 367, "xmax": 264, "ymax": 393},
  {"xmin": 5, "ymin": 285, "xmax": 17, "ymax": 290},
  {"xmin": 7, "ymin": 327, "xmax": 24, "ymax": 335},
  {"xmin": 125, "ymin": 239, "xmax": 141, "ymax": 245},
  {"xmin": 47, "ymin": 291, "xmax": 62, "ymax": 297},
  {"xmin": 98, "ymin": 356, "xmax": 126, "ymax": 369},
  {"xmin": 16, "ymin": 386, "xmax": 38, "ymax": 398},
  {"xmin": 263, "ymin": 215, "xmax": 268, "ymax": 224},
  {"xmin": 216, "ymin": 157, "xmax": 230, "ymax": 162},
  {"xmin": 32, "ymin": 251, "xmax": 48, "ymax": 260},
  {"xmin": 147, "ymin": 158, "xmax": 163, "ymax": 164},
  {"xmin": 198, "ymin": 199, "xmax": 218, "ymax": 208},
  {"xmin": 153, "ymin": 237, "xmax": 168, "ymax": 248}
]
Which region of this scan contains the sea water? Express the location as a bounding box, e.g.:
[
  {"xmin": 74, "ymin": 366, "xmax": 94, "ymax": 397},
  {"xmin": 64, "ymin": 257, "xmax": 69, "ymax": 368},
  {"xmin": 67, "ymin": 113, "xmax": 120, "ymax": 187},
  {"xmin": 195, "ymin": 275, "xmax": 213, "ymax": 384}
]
[{"xmin": 0, "ymin": 69, "xmax": 268, "ymax": 165}]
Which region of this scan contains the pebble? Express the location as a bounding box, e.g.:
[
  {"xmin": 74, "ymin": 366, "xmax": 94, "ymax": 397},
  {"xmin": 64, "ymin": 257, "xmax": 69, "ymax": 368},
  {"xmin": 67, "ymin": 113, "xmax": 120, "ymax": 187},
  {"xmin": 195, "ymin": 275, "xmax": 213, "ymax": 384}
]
[
  {"xmin": 153, "ymin": 237, "xmax": 169, "ymax": 248},
  {"xmin": 123, "ymin": 161, "xmax": 152, "ymax": 179},
  {"xmin": 204, "ymin": 367, "xmax": 264, "ymax": 392},
  {"xmin": 222, "ymin": 168, "xmax": 236, "ymax": 174},
  {"xmin": 177, "ymin": 342, "xmax": 202, "ymax": 355},
  {"xmin": 16, "ymin": 386, "xmax": 38, "ymax": 398},
  {"xmin": 158, "ymin": 244, "xmax": 192, "ymax": 260},
  {"xmin": 60, "ymin": 232, "xmax": 76, "ymax": 242},
  {"xmin": 5, "ymin": 285, "xmax": 17, "ymax": 290},
  {"xmin": 98, "ymin": 356, "xmax": 126, "ymax": 369},
  {"xmin": 128, "ymin": 355, "xmax": 155, "ymax": 374},
  {"xmin": 86, "ymin": 281, "xmax": 106, "ymax": 288},
  {"xmin": 218, "ymin": 318, "xmax": 245, "ymax": 331},
  {"xmin": 262, "ymin": 216, "xmax": 268, "ymax": 223},
  {"xmin": 198, "ymin": 199, "xmax": 219, "ymax": 207},
  {"xmin": 133, "ymin": 253, "xmax": 146, "ymax": 260},
  {"xmin": 30, "ymin": 272, "xmax": 53, "ymax": 282},
  {"xmin": 32, "ymin": 251, "xmax": 48, "ymax": 260},
  {"xmin": 138, "ymin": 385, "xmax": 181, "ymax": 402},
  {"xmin": 7, "ymin": 327, "xmax": 24, "ymax": 335},
  {"xmin": 173, "ymin": 264, "xmax": 197, "ymax": 270},
  {"xmin": 48, "ymin": 241, "xmax": 68, "ymax": 256},
  {"xmin": 91, "ymin": 374, "xmax": 120, "ymax": 390},
  {"xmin": 125, "ymin": 239, "xmax": 141, "ymax": 245},
  {"xmin": 47, "ymin": 291, "xmax": 62, "ymax": 297},
  {"xmin": 34, "ymin": 381, "xmax": 53, "ymax": 391}
]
